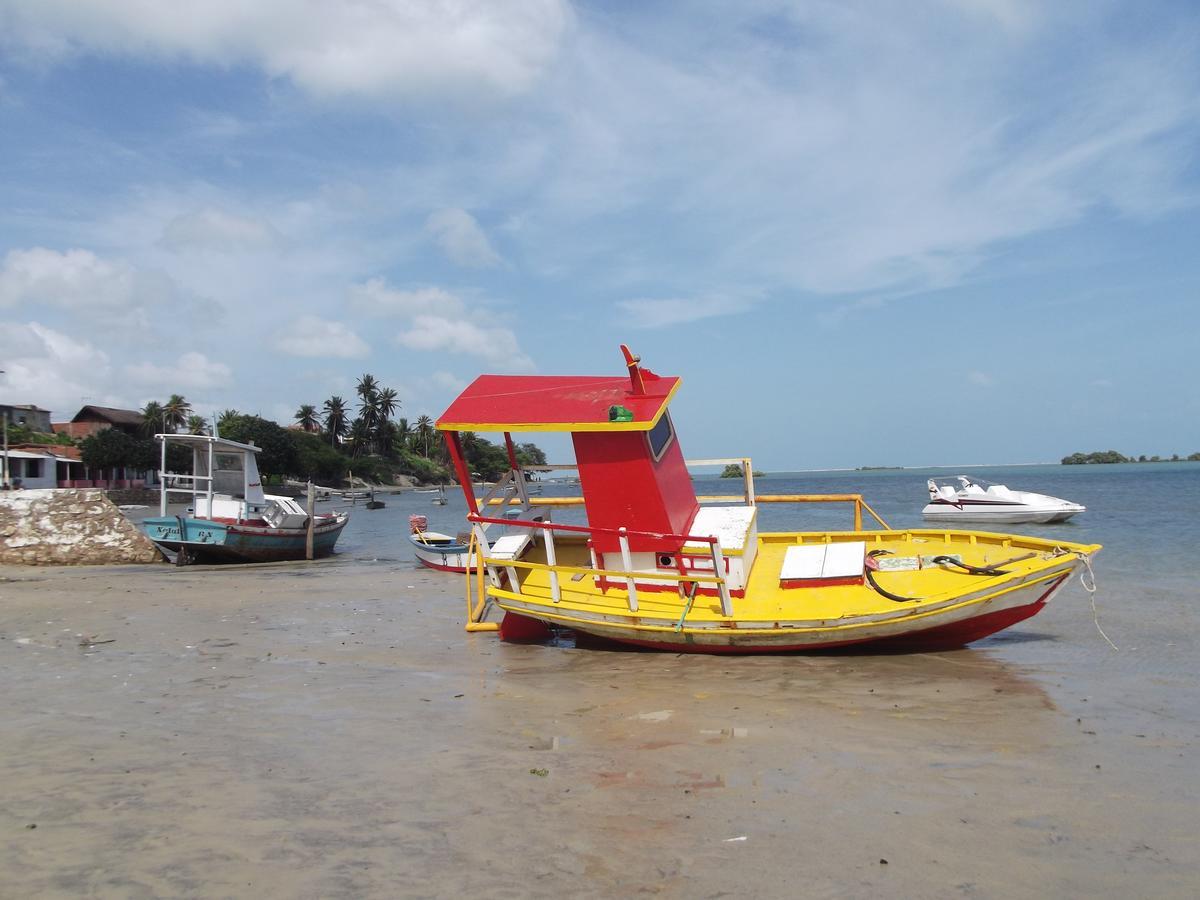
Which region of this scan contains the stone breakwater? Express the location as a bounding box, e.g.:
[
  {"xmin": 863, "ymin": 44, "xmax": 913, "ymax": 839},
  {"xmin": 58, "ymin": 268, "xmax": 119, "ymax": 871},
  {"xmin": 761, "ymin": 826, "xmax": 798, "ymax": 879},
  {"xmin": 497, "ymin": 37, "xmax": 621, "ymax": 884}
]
[{"xmin": 0, "ymin": 489, "xmax": 163, "ymax": 565}]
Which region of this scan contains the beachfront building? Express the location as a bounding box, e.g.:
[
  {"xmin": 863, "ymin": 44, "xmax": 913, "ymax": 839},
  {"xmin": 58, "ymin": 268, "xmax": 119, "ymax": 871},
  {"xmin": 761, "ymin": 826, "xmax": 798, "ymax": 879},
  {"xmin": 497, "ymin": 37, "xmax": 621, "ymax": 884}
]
[
  {"xmin": 2, "ymin": 445, "xmax": 87, "ymax": 489},
  {"xmin": 54, "ymin": 405, "xmax": 146, "ymax": 440},
  {"xmin": 1, "ymin": 403, "xmax": 53, "ymax": 433}
]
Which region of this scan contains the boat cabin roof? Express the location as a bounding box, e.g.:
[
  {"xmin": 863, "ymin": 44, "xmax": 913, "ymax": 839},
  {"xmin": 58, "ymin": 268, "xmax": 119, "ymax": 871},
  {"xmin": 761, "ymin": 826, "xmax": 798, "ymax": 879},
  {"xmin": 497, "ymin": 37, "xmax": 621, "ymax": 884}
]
[
  {"xmin": 155, "ymin": 433, "xmax": 261, "ymax": 455},
  {"xmin": 437, "ymin": 372, "xmax": 681, "ymax": 433}
]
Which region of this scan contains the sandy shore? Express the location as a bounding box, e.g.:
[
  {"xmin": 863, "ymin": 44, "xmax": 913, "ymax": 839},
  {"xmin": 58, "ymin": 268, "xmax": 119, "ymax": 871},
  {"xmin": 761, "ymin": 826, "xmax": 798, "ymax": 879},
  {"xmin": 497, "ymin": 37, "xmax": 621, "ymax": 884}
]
[{"xmin": 1, "ymin": 559, "xmax": 1196, "ymax": 898}]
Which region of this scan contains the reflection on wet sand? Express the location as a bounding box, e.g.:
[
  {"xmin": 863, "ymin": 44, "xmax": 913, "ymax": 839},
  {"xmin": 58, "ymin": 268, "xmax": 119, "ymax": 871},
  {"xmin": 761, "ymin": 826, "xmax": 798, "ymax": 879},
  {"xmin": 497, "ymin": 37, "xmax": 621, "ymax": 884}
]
[{"xmin": 1, "ymin": 562, "xmax": 1196, "ymax": 898}]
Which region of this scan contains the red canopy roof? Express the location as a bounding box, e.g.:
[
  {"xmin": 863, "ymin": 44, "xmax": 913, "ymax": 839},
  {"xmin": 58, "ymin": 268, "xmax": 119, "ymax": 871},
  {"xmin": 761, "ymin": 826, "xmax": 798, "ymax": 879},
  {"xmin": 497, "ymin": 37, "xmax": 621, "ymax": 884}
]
[{"xmin": 437, "ymin": 371, "xmax": 681, "ymax": 433}]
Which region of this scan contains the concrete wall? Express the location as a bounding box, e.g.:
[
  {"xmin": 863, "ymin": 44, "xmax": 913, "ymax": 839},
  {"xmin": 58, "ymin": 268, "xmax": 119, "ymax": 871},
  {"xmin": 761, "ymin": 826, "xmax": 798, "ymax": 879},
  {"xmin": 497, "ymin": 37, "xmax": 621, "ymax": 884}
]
[{"xmin": 0, "ymin": 489, "xmax": 164, "ymax": 566}]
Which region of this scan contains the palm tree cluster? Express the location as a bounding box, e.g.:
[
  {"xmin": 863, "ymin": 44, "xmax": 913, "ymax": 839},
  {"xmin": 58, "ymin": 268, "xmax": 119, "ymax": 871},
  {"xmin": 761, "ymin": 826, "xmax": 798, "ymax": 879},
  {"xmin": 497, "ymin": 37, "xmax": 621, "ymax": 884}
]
[
  {"xmin": 140, "ymin": 394, "xmax": 202, "ymax": 436},
  {"xmin": 292, "ymin": 376, "xmax": 448, "ymax": 464}
]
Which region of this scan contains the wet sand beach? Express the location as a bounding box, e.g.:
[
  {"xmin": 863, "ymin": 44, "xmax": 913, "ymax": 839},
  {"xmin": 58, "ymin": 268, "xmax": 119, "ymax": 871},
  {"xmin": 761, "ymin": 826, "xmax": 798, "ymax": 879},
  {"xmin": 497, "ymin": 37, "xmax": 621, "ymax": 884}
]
[{"xmin": 2, "ymin": 557, "xmax": 1197, "ymax": 898}]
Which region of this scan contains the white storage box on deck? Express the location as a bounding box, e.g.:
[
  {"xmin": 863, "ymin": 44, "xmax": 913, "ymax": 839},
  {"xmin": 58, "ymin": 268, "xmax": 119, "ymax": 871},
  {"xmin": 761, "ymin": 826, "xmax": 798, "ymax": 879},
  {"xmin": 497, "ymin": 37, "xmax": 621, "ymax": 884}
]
[
  {"xmin": 780, "ymin": 541, "xmax": 866, "ymax": 588},
  {"xmin": 489, "ymin": 533, "xmax": 532, "ymax": 560}
]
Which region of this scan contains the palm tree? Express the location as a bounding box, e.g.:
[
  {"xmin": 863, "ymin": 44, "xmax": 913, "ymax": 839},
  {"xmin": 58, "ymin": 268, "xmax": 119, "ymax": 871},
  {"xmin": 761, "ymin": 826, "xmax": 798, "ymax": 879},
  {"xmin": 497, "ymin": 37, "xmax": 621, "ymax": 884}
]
[
  {"xmin": 373, "ymin": 387, "xmax": 399, "ymax": 456},
  {"xmin": 415, "ymin": 415, "xmax": 434, "ymax": 457},
  {"xmin": 140, "ymin": 401, "xmax": 164, "ymax": 437},
  {"xmin": 216, "ymin": 409, "xmax": 241, "ymax": 435},
  {"xmin": 394, "ymin": 417, "xmax": 411, "ymax": 451},
  {"xmin": 355, "ymin": 373, "xmax": 379, "ymax": 403},
  {"xmin": 352, "ymin": 374, "xmax": 376, "ymax": 441},
  {"xmin": 348, "ymin": 416, "xmax": 371, "ymax": 458},
  {"xmin": 295, "ymin": 404, "xmax": 319, "ymax": 432},
  {"xmin": 163, "ymin": 394, "xmax": 191, "ymax": 433},
  {"xmin": 323, "ymin": 396, "xmax": 348, "ymax": 447},
  {"xmin": 376, "ymin": 387, "xmax": 398, "ymax": 422},
  {"xmin": 186, "ymin": 414, "xmax": 208, "ymax": 435}
]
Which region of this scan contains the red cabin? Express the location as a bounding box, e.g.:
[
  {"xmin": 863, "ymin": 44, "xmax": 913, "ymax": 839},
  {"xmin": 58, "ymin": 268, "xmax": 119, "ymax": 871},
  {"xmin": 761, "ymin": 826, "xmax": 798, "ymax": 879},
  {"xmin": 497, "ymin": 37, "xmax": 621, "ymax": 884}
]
[{"xmin": 437, "ymin": 346, "xmax": 700, "ymax": 557}]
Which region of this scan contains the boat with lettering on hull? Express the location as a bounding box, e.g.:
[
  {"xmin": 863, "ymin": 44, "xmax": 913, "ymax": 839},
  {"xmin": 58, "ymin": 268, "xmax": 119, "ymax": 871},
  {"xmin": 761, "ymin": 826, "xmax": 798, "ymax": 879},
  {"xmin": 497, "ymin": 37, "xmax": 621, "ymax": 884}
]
[
  {"xmin": 142, "ymin": 434, "xmax": 348, "ymax": 564},
  {"xmin": 436, "ymin": 346, "xmax": 1101, "ymax": 653}
]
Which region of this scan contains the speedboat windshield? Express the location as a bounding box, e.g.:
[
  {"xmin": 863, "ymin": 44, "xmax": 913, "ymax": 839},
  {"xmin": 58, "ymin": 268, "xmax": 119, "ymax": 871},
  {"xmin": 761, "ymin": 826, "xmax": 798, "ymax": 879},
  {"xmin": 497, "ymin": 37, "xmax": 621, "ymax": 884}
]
[{"xmin": 929, "ymin": 475, "xmax": 999, "ymax": 491}]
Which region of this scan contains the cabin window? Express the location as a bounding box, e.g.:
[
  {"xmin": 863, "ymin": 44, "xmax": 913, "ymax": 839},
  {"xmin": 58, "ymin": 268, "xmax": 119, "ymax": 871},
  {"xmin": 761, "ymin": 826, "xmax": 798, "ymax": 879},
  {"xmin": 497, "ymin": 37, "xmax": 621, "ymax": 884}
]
[
  {"xmin": 647, "ymin": 412, "xmax": 675, "ymax": 461},
  {"xmin": 24, "ymin": 459, "xmax": 42, "ymax": 478}
]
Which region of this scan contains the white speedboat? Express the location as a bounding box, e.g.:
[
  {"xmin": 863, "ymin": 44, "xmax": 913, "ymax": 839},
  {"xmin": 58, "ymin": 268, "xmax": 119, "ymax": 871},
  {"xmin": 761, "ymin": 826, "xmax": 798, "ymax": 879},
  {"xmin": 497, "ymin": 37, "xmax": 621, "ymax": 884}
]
[{"xmin": 923, "ymin": 476, "xmax": 1085, "ymax": 524}]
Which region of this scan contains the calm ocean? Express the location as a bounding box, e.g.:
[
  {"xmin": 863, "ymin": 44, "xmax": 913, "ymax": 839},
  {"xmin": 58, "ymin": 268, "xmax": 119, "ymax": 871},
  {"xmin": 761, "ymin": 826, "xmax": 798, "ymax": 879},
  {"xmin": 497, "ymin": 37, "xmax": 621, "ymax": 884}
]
[{"xmin": 338, "ymin": 461, "xmax": 1200, "ymax": 576}]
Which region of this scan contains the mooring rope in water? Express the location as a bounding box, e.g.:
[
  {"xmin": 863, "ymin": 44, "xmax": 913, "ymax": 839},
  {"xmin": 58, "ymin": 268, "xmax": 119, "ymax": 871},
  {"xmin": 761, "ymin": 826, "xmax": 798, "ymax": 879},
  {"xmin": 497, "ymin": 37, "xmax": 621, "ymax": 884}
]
[
  {"xmin": 1059, "ymin": 548, "xmax": 1116, "ymax": 651},
  {"xmin": 1080, "ymin": 552, "xmax": 1117, "ymax": 651}
]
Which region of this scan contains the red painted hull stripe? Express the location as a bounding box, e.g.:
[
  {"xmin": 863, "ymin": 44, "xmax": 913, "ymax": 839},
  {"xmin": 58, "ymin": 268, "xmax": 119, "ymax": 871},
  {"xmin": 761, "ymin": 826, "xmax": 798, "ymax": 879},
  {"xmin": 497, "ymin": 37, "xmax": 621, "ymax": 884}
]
[{"xmin": 504, "ymin": 575, "xmax": 1070, "ymax": 654}]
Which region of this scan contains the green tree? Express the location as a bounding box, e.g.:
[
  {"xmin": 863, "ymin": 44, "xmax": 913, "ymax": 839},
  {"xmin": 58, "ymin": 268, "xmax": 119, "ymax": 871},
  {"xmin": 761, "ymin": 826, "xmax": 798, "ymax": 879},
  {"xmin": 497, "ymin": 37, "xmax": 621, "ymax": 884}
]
[
  {"xmin": 140, "ymin": 401, "xmax": 165, "ymax": 437},
  {"xmin": 216, "ymin": 409, "xmax": 241, "ymax": 435},
  {"xmin": 290, "ymin": 431, "xmax": 350, "ymax": 483},
  {"xmin": 218, "ymin": 415, "xmax": 297, "ymax": 481},
  {"xmin": 415, "ymin": 415, "xmax": 435, "ymax": 457},
  {"xmin": 323, "ymin": 396, "xmax": 348, "ymax": 448},
  {"xmin": 393, "ymin": 417, "xmax": 411, "ymax": 454},
  {"xmin": 186, "ymin": 415, "xmax": 208, "ymax": 435},
  {"xmin": 80, "ymin": 428, "xmax": 137, "ymax": 472},
  {"xmin": 163, "ymin": 394, "xmax": 192, "ymax": 433},
  {"xmin": 295, "ymin": 404, "xmax": 320, "ymax": 432}
]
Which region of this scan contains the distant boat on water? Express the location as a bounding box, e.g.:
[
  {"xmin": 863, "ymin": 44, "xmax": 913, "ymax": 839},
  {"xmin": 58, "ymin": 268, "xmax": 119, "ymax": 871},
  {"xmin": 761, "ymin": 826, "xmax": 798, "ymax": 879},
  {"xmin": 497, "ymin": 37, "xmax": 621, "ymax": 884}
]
[{"xmin": 923, "ymin": 476, "xmax": 1085, "ymax": 524}]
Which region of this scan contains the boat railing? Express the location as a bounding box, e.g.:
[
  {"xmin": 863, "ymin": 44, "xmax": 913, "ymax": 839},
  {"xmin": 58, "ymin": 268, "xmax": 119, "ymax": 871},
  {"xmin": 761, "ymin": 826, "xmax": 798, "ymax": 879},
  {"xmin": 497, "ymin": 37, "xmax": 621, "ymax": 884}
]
[
  {"xmin": 466, "ymin": 511, "xmax": 734, "ymax": 617},
  {"xmin": 481, "ymin": 457, "xmax": 890, "ymax": 532},
  {"xmin": 476, "ymin": 493, "xmax": 890, "ymax": 531}
]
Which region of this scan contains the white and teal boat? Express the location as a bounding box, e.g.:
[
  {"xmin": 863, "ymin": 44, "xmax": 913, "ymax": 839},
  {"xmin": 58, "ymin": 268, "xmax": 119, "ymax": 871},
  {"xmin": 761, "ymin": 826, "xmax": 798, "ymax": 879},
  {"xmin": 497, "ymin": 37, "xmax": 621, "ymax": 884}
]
[{"xmin": 142, "ymin": 433, "xmax": 349, "ymax": 564}]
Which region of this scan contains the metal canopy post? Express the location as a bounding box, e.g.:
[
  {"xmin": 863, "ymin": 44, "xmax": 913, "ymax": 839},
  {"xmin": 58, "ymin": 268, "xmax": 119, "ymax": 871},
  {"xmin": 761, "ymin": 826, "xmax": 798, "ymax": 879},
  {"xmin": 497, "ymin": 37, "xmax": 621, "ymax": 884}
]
[
  {"xmin": 158, "ymin": 437, "xmax": 168, "ymax": 515},
  {"xmin": 618, "ymin": 527, "xmax": 638, "ymax": 612},
  {"xmin": 711, "ymin": 538, "xmax": 733, "ymax": 616}
]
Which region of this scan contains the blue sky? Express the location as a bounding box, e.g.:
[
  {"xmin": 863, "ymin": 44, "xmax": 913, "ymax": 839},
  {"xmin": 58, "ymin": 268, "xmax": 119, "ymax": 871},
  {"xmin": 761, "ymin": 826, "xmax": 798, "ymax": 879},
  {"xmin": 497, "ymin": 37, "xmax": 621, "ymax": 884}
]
[{"xmin": 0, "ymin": 0, "xmax": 1197, "ymax": 469}]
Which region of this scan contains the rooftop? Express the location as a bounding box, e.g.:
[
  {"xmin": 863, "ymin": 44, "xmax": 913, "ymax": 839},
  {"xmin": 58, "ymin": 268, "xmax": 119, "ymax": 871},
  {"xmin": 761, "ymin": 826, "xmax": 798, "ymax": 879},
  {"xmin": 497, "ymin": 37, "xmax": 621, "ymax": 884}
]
[{"xmin": 437, "ymin": 371, "xmax": 681, "ymax": 433}]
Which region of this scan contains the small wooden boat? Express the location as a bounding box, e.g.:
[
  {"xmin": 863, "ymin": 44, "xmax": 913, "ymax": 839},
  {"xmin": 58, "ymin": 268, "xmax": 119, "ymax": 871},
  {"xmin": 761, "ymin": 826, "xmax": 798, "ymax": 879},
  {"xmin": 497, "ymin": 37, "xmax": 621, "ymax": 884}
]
[
  {"xmin": 365, "ymin": 489, "xmax": 385, "ymax": 510},
  {"xmin": 142, "ymin": 434, "xmax": 348, "ymax": 564},
  {"xmin": 409, "ymin": 515, "xmax": 476, "ymax": 571},
  {"xmin": 435, "ymin": 346, "xmax": 1101, "ymax": 653}
]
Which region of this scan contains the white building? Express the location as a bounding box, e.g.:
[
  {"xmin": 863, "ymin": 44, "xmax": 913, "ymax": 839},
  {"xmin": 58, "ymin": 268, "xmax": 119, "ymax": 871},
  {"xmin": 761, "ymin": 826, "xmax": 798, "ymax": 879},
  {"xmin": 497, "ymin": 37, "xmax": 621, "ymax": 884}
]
[{"xmin": 2, "ymin": 448, "xmax": 80, "ymax": 490}]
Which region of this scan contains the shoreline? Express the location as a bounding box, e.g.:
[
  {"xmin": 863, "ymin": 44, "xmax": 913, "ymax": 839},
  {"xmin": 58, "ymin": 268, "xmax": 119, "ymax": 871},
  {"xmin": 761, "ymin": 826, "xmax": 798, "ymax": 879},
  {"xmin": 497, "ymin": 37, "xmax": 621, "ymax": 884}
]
[{"xmin": 1, "ymin": 557, "xmax": 1196, "ymax": 896}]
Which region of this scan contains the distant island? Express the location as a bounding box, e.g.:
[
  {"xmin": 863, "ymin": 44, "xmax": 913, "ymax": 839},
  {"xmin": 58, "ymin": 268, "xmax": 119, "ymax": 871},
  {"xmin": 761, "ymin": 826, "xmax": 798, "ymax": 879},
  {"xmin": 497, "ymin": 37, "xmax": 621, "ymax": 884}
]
[
  {"xmin": 720, "ymin": 463, "xmax": 766, "ymax": 478},
  {"xmin": 1062, "ymin": 450, "xmax": 1200, "ymax": 465},
  {"xmin": 856, "ymin": 465, "xmax": 902, "ymax": 471}
]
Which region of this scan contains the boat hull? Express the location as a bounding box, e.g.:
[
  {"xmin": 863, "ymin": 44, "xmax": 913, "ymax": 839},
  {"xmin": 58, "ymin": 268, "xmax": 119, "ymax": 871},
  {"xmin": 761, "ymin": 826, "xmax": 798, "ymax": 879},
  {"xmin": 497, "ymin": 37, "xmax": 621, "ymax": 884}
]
[
  {"xmin": 410, "ymin": 533, "xmax": 477, "ymax": 573},
  {"xmin": 483, "ymin": 530, "xmax": 1099, "ymax": 654},
  {"xmin": 922, "ymin": 504, "xmax": 1085, "ymax": 524},
  {"xmin": 510, "ymin": 573, "xmax": 1069, "ymax": 653},
  {"xmin": 143, "ymin": 515, "xmax": 348, "ymax": 563}
]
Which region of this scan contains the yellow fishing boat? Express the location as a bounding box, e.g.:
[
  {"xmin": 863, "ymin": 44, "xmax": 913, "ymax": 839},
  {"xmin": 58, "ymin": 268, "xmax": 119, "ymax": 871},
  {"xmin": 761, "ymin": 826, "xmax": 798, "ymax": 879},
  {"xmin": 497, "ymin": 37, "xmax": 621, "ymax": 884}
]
[{"xmin": 436, "ymin": 347, "xmax": 1100, "ymax": 653}]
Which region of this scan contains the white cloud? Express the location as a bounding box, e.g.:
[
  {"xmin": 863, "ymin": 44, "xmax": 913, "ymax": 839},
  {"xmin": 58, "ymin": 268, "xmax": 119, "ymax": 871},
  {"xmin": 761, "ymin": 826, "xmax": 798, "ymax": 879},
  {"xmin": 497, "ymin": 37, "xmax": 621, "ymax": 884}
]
[
  {"xmin": 616, "ymin": 295, "xmax": 753, "ymax": 329},
  {"xmin": 0, "ymin": 0, "xmax": 570, "ymax": 100},
  {"xmin": 425, "ymin": 208, "xmax": 502, "ymax": 268},
  {"xmin": 273, "ymin": 315, "xmax": 370, "ymax": 358},
  {"xmin": 397, "ymin": 315, "xmax": 533, "ymax": 370},
  {"xmin": 0, "ymin": 247, "xmax": 144, "ymax": 310},
  {"xmin": 967, "ymin": 371, "xmax": 996, "ymax": 387},
  {"xmin": 0, "ymin": 322, "xmax": 116, "ymax": 416},
  {"xmin": 347, "ymin": 278, "xmax": 464, "ymax": 317},
  {"xmin": 161, "ymin": 208, "xmax": 283, "ymax": 253},
  {"xmin": 123, "ymin": 352, "xmax": 233, "ymax": 391},
  {"xmin": 428, "ymin": 370, "xmax": 467, "ymax": 392}
]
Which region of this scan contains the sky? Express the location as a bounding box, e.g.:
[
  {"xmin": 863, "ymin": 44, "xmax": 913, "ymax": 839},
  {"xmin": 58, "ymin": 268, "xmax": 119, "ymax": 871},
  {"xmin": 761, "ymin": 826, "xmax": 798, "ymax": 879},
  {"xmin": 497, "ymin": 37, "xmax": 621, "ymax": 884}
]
[{"xmin": 0, "ymin": 0, "xmax": 1197, "ymax": 469}]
